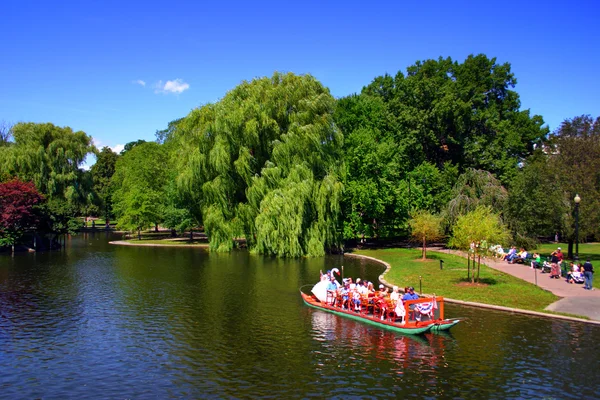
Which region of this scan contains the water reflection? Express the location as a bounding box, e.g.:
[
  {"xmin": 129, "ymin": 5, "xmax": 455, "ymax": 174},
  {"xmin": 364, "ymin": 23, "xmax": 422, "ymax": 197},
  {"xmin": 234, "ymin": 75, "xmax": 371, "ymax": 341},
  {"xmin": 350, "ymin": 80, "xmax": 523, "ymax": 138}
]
[{"xmin": 1, "ymin": 233, "xmax": 599, "ymax": 399}]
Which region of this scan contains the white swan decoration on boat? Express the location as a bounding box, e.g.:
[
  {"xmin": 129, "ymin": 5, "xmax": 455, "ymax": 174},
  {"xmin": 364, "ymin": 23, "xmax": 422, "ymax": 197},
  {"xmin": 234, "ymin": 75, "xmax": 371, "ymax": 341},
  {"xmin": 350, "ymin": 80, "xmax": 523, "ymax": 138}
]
[{"xmin": 312, "ymin": 268, "xmax": 341, "ymax": 302}]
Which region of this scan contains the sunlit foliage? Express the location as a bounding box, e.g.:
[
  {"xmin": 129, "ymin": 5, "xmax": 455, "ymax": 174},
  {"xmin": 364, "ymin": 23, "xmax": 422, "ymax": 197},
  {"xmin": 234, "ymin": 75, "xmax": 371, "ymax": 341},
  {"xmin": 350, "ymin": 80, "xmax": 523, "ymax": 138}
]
[{"xmin": 174, "ymin": 72, "xmax": 344, "ymax": 256}]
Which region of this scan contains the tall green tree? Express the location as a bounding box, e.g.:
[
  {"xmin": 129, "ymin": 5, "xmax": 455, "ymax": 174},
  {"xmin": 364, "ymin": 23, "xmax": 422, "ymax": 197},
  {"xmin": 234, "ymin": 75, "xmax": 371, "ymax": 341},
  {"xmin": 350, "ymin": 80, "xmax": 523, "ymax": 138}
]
[
  {"xmin": 120, "ymin": 139, "xmax": 146, "ymax": 155},
  {"xmin": 90, "ymin": 146, "xmax": 119, "ymax": 221},
  {"xmin": 174, "ymin": 72, "xmax": 344, "ymax": 256},
  {"xmin": 547, "ymin": 115, "xmax": 600, "ymax": 257},
  {"xmin": 111, "ymin": 142, "xmax": 169, "ymax": 236},
  {"xmin": 336, "ymin": 94, "xmax": 412, "ymax": 239},
  {"xmin": 362, "ymin": 54, "xmax": 548, "ymax": 183},
  {"xmin": 506, "ymin": 152, "xmax": 565, "ymax": 248}
]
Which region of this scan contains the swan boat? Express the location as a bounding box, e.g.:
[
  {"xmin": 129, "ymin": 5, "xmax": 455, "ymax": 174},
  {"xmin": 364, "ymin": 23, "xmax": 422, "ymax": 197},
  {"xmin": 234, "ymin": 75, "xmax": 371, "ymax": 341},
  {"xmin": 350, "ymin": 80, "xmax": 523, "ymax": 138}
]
[{"xmin": 300, "ymin": 286, "xmax": 460, "ymax": 335}]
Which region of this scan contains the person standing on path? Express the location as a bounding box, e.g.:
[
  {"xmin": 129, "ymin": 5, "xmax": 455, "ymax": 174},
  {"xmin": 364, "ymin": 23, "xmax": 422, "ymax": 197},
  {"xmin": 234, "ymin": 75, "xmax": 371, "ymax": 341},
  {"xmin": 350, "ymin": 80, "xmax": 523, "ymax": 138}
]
[
  {"xmin": 582, "ymin": 259, "xmax": 595, "ymax": 290},
  {"xmin": 550, "ymin": 247, "xmax": 564, "ymax": 278}
]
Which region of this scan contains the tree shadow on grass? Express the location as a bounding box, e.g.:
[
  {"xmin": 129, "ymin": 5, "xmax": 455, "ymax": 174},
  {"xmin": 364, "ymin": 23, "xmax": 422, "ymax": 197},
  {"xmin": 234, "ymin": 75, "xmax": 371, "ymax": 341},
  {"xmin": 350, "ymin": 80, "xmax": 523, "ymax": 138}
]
[{"xmin": 454, "ymin": 277, "xmax": 498, "ymax": 286}]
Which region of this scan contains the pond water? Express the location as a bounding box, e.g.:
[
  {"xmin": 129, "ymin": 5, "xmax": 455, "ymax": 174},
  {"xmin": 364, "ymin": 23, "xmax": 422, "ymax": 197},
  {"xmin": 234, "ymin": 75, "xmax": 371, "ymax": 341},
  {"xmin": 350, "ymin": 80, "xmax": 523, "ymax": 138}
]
[{"xmin": 1, "ymin": 233, "xmax": 599, "ymax": 399}]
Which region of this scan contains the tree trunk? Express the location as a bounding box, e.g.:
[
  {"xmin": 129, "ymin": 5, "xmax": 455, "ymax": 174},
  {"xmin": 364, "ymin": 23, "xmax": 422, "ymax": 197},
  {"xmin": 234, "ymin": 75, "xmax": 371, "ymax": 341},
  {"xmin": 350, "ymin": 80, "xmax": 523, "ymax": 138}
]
[
  {"xmin": 190, "ymin": 228, "xmax": 193, "ymax": 241},
  {"xmin": 471, "ymin": 254, "xmax": 475, "ymax": 284},
  {"xmin": 138, "ymin": 228, "xmax": 141, "ymax": 240},
  {"xmin": 155, "ymin": 223, "xmax": 159, "ymax": 232},
  {"xmin": 477, "ymin": 255, "xmax": 481, "ymax": 283},
  {"xmin": 567, "ymin": 239, "xmax": 574, "ymax": 260},
  {"xmin": 467, "ymin": 254, "xmax": 470, "ymax": 281},
  {"xmin": 422, "ymin": 237, "xmax": 426, "ymax": 260}
]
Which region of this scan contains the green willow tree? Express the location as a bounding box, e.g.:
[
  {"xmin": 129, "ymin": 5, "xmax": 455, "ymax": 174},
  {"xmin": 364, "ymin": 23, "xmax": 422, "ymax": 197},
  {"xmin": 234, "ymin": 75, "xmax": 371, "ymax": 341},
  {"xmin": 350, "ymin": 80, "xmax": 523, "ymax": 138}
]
[
  {"xmin": 0, "ymin": 122, "xmax": 95, "ymax": 236},
  {"xmin": 0, "ymin": 122, "xmax": 95, "ymax": 203},
  {"xmin": 174, "ymin": 72, "xmax": 344, "ymax": 256},
  {"xmin": 443, "ymin": 168, "xmax": 508, "ymax": 229}
]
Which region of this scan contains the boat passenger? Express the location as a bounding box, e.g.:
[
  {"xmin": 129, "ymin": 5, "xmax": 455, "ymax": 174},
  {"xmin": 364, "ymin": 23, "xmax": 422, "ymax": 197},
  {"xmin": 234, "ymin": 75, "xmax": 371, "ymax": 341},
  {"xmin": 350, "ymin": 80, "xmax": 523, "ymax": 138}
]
[
  {"xmin": 390, "ymin": 286, "xmax": 400, "ymax": 302},
  {"xmin": 378, "ymin": 284, "xmax": 388, "ymax": 295},
  {"xmin": 358, "ymin": 280, "xmax": 368, "ymax": 296},
  {"xmin": 375, "ymin": 285, "xmax": 389, "ymax": 320},
  {"xmin": 352, "ymin": 287, "xmax": 362, "ymax": 312},
  {"xmin": 326, "ymin": 277, "xmax": 338, "ymax": 305},
  {"xmin": 367, "ymin": 281, "xmax": 375, "ymax": 294},
  {"xmin": 402, "ymin": 286, "xmax": 419, "ymax": 301},
  {"xmin": 390, "ymin": 286, "xmax": 405, "ymax": 323},
  {"xmin": 340, "ymin": 282, "xmax": 350, "ymax": 309}
]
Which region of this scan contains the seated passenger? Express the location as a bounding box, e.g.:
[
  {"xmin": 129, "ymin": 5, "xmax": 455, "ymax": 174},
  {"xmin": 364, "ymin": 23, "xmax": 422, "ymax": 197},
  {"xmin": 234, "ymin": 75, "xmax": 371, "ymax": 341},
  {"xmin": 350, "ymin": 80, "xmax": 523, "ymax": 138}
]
[
  {"xmin": 404, "ymin": 286, "xmax": 419, "ymax": 313},
  {"xmin": 348, "ymin": 277, "xmax": 356, "ymax": 291},
  {"xmin": 352, "ymin": 287, "xmax": 362, "ymax": 312},
  {"xmin": 390, "ymin": 286, "xmax": 400, "ymax": 303},
  {"xmin": 376, "ymin": 289, "xmax": 388, "ymax": 320},
  {"xmin": 340, "ymin": 283, "xmax": 350, "ymax": 309},
  {"xmin": 389, "ymin": 286, "xmax": 404, "ymax": 320},
  {"xmin": 402, "ymin": 286, "xmax": 419, "ymax": 301},
  {"xmin": 326, "ymin": 277, "xmax": 338, "ymax": 306},
  {"xmin": 358, "ymin": 280, "xmax": 369, "ymax": 296},
  {"xmin": 367, "ymin": 282, "xmax": 375, "ymax": 294}
]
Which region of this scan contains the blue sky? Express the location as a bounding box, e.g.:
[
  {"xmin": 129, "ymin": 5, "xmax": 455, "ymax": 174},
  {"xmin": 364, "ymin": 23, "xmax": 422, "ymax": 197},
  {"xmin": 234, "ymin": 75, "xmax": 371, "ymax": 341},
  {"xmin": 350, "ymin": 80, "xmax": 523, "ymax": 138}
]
[{"xmin": 2, "ymin": 0, "xmax": 599, "ymax": 167}]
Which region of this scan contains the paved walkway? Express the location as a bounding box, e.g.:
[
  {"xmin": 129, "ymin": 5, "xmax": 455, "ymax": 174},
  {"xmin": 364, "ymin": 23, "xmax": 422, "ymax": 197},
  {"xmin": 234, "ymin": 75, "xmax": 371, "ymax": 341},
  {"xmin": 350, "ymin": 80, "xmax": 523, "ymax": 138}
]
[{"xmin": 429, "ymin": 247, "xmax": 600, "ymax": 321}]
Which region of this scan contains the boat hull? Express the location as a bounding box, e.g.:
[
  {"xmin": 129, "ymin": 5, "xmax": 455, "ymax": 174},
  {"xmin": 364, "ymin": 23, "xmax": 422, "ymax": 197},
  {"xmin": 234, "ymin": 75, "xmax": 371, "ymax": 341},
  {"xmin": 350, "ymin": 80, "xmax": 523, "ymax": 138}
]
[
  {"xmin": 429, "ymin": 319, "xmax": 461, "ymax": 331},
  {"xmin": 301, "ymin": 292, "xmax": 432, "ymax": 335}
]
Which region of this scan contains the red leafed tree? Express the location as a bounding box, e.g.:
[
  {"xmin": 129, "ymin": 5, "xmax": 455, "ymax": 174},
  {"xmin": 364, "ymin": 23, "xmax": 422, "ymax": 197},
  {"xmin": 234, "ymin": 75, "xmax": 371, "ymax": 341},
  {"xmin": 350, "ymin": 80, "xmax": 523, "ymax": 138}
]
[{"xmin": 0, "ymin": 179, "xmax": 44, "ymax": 246}]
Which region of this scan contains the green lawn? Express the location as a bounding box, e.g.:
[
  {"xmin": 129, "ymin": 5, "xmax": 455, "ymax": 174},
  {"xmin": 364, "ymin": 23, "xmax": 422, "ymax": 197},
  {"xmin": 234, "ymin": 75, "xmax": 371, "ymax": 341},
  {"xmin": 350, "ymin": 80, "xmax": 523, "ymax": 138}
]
[{"xmin": 353, "ymin": 248, "xmax": 559, "ymax": 312}]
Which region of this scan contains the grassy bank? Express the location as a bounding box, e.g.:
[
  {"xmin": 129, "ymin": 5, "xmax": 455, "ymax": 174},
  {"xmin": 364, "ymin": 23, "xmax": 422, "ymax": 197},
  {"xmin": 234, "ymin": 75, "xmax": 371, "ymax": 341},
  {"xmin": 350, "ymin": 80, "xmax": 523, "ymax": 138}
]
[{"xmin": 353, "ymin": 248, "xmax": 559, "ymax": 312}]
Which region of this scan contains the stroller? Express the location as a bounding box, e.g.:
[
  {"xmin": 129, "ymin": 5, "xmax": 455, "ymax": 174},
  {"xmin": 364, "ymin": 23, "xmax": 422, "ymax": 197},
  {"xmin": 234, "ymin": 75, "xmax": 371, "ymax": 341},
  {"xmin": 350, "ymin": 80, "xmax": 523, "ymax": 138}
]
[{"xmin": 541, "ymin": 261, "xmax": 552, "ymax": 273}]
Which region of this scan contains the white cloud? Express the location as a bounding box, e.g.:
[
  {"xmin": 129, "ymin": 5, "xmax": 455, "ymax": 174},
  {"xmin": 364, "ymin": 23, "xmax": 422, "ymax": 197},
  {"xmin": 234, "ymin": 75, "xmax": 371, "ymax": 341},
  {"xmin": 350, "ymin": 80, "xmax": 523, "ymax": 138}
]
[
  {"xmin": 155, "ymin": 78, "xmax": 190, "ymax": 94},
  {"xmin": 111, "ymin": 144, "xmax": 125, "ymax": 154},
  {"xmin": 133, "ymin": 79, "xmax": 146, "ymax": 87}
]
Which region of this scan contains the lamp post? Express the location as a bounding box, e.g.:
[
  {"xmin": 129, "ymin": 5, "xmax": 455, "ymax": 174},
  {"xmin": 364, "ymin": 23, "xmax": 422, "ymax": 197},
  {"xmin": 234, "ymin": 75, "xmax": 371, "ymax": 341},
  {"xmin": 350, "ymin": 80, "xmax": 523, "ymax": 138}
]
[{"xmin": 574, "ymin": 194, "xmax": 581, "ymax": 260}]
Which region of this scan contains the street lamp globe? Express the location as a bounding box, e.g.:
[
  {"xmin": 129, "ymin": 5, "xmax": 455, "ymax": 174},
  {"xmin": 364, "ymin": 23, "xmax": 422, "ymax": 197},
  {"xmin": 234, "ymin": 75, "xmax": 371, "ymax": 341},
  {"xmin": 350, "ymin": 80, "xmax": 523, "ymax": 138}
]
[{"xmin": 574, "ymin": 194, "xmax": 581, "ymax": 204}]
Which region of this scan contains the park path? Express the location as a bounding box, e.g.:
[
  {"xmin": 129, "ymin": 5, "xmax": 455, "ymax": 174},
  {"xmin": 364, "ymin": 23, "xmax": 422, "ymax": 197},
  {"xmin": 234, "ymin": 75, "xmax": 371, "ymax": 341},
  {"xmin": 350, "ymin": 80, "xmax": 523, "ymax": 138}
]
[{"xmin": 428, "ymin": 247, "xmax": 600, "ymax": 321}]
